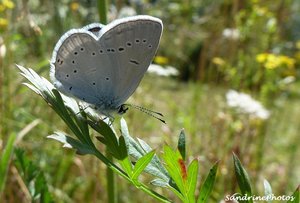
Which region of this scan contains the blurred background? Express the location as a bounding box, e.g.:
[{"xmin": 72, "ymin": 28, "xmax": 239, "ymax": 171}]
[{"xmin": 0, "ymin": 0, "xmax": 299, "ymax": 202}]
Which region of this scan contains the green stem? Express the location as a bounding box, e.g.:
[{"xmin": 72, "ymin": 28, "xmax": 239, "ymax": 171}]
[
  {"xmin": 97, "ymin": 0, "xmax": 107, "ymax": 24},
  {"xmin": 92, "ymin": 149, "xmax": 172, "ymax": 203},
  {"xmin": 106, "ymin": 149, "xmax": 116, "ymax": 203}
]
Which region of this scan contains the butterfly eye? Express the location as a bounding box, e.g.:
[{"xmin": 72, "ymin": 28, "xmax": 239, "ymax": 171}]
[
  {"xmin": 74, "ymin": 52, "xmax": 78, "ymax": 55},
  {"xmin": 135, "ymin": 39, "xmax": 140, "ymax": 43},
  {"xmin": 142, "ymin": 39, "xmax": 147, "ymax": 43},
  {"xmin": 126, "ymin": 42, "xmax": 132, "ymax": 47},
  {"xmin": 118, "ymin": 47, "xmax": 125, "ymax": 52}
]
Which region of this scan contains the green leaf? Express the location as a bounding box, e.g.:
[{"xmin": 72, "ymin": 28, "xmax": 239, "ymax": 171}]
[
  {"xmin": 150, "ymin": 179, "xmax": 169, "ymax": 187},
  {"xmin": 132, "ymin": 150, "xmax": 155, "ymax": 181},
  {"xmin": 14, "ymin": 149, "xmax": 54, "ymax": 203},
  {"xmin": 121, "ymin": 118, "xmax": 170, "ymax": 182},
  {"xmin": 187, "ymin": 159, "xmax": 198, "ymax": 203},
  {"xmin": 177, "ymin": 129, "xmax": 186, "ymax": 161},
  {"xmin": 118, "ymin": 135, "xmax": 132, "ymax": 176},
  {"xmin": 0, "ymin": 134, "xmax": 16, "ymax": 194},
  {"xmin": 88, "ymin": 119, "xmax": 121, "ymax": 159},
  {"xmin": 197, "ymin": 161, "xmax": 219, "ymax": 203},
  {"xmin": 232, "ymin": 153, "xmax": 253, "ymax": 203},
  {"xmin": 47, "ymin": 132, "xmax": 94, "ymax": 155},
  {"xmin": 162, "ymin": 145, "xmax": 186, "ymax": 194},
  {"xmin": 18, "ymin": 65, "xmax": 94, "ymax": 148},
  {"xmin": 288, "ymin": 185, "xmax": 299, "ymax": 203},
  {"xmin": 263, "ymin": 179, "xmax": 273, "ymax": 203},
  {"xmin": 70, "ymin": 109, "xmax": 90, "ymax": 141},
  {"xmin": 118, "ymin": 135, "xmax": 128, "ymax": 159}
]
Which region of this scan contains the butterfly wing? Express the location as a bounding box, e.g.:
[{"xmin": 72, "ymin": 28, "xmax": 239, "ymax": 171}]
[
  {"xmin": 50, "ymin": 23, "xmax": 109, "ymax": 104},
  {"xmin": 97, "ymin": 16, "xmax": 163, "ymax": 107},
  {"xmin": 50, "ymin": 16, "xmax": 162, "ymax": 111}
]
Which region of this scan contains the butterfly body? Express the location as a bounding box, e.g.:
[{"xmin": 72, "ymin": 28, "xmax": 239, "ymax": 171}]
[{"xmin": 50, "ymin": 15, "xmax": 163, "ymax": 117}]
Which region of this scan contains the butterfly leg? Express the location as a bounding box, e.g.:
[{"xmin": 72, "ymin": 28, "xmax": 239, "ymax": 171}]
[{"xmin": 76, "ymin": 104, "xmax": 89, "ymax": 115}]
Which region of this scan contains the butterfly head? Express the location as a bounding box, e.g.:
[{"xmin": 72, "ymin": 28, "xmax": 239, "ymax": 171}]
[{"xmin": 117, "ymin": 104, "xmax": 129, "ymax": 115}]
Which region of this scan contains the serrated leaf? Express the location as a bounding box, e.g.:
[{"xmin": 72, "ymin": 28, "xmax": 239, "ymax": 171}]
[
  {"xmin": 121, "ymin": 118, "xmax": 170, "ymax": 182},
  {"xmin": 132, "ymin": 150, "xmax": 155, "ymax": 181},
  {"xmin": 232, "ymin": 153, "xmax": 253, "ymax": 203},
  {"xmin": 137, "ymin": 137, "xmax": 152, "ymax": 152},
  {"xmin": 47, "ymin": 132, "xmax": 94, "ymax": 155},
  {"xmin": 163, "ymin": 145, "xmax": 185, "ymax": 194},
  {"xmin": 187, "ymin": 159, "xmax": 199, "ymax": 203},
  {"xmin": 178, "ymin": 129, "xmax": 186, "ymax": 161},
  {"xmin": 288, "ymin": 185, "xmax": 299, "ymax": 203},
  {"xmin": 88, "ymin": 119, "xmax": 121, "ymax": 159},
  {"xmin": 263, "ymin": 179, "xmax": 272, "ymax": 203},
  {"xmin": 197, "ymin": 161, "xmax": 219, "ymax": 203},
  {"xmin": 18, "ymin": 65, "xmax": 95, "ymax": 149}
]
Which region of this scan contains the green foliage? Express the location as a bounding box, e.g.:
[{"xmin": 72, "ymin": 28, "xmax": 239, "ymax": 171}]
[
  {"xmin": 14, "ymin": 148, "xmax": 54, "ymax": 203},
  {"xmin": 1, "ymin": 1, "xmax": 299, "ymax": 202},
  {"xmin": 0, "ymin": 134, "xmax": 16, "ymax": 195},
  {"xmin": 233, "ymin": 153, "xmax": 253, "ymax": 203},
  {"xmin": 233, "ymin": 154, "xmax": 299, "ymax": 203},
  {"xmin": 162, "ymin": 144, "xmax": 218, "ymax": 203},
  {"xmin": 17, "ymin": 65, "xmax": 220, "ymax": 202},
  {"xmin": 288, "ymin": 186, "xmax": 299, "ymax": 203},
  {"xmin": 177, "ymin": 129, "xmax": 186, "ymax": 161},
  {"xmin": 197, "ymin": 162, "xmax": 219, "ymax": 203}
]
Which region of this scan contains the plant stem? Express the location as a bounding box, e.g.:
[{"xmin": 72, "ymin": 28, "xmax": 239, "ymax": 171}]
[
  {"xmin": 97, "ymin": 0, "xmax": 107, "ymax": 24},
  {"xmin": 106, "ymin": 150, "xmax": 116, "ymax": 203}
]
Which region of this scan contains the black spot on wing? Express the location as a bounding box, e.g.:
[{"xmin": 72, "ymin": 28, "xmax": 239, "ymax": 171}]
[
  {"xmin": 88, "ymin": 27, "xmax": 101, "ymax": 32},
  {"xmin": 129, "ymin": 59, "xmax": 139, "ymax": 65}
]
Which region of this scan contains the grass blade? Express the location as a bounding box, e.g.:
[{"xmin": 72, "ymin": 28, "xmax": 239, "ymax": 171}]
[{"xmin": 0, "ymin": 134, "xmax": 16, "ymax": 195}]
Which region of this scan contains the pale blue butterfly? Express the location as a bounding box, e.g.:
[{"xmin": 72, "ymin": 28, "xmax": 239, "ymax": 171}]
[{"xmin": 50, "ymin": 15, "xmax": 164, "ymax": 122}]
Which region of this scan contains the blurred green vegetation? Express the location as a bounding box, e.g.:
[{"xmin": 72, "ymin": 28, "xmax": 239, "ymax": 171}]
[{"xmin": 0, "ymin": 0, "xmax": 299, "ymax": 202}]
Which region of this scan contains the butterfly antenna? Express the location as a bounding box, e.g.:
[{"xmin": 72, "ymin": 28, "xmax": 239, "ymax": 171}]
[{"xmin": 124, "ymin": 104, "xmax": 166, "ymax": 124}]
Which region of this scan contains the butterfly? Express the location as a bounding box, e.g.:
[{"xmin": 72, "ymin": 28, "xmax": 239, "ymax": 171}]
[{"xmin": 50, "ymin": 15, "xmax": 164, "ymax": 122}]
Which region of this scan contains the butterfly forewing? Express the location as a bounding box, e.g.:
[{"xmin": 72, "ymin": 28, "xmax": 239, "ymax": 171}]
[{"xmin": 98, "ymin": 18, "xmax": 162, "ymax": 106}]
